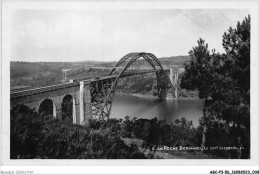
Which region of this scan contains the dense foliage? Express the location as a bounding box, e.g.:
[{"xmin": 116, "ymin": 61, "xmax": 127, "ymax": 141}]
[
  {"xmin": 117, "ymin": 75, "xmax": 157, "ymax": 95},
  {"xmin": 89, "ymin": 116, "xmax": 200, "ymax": 148},
  {"xmin": 11, "ymin": 105, "xmax": 145, "ymax": 159},
  {"xmin": 181, "ymin": 16, "xmax": 250, "ymax": 158},
  {"xmin": 67, "ymin": 68, "xmax": 109, "ymax": 81},
  {"xmin": 11, "ymin": 105, "xmax": 200, "ymax": 159}
]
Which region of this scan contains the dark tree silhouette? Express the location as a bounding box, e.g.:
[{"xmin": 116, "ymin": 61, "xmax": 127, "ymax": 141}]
[{"xmin": 181, "ymin": 15, "xmax": 250, "ymax": 158}]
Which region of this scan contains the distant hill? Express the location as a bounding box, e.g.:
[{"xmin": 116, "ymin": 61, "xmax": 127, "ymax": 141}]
[
  {"xmin": 71, "ymin": 55, "xmax": 191, "ymax": 68},
  {"xmin": 11, "ymin": 55, "xmax": 190, "ymax": 70},
  {"xmin": 10, "ymin": 55, "xmax": 190, "ymax": 89},
  {"xmin": 10, "ymin": 62, "xmax": 43, "ymax": 73},
  {"xmin": 66, "ymin": 55, "xmax": 190, "ymax": 81},
  {"xmin": 67, "ymin": 68, "xmax": 110, "ymax": 80},
  {"xmin": 158, "ymin": 55, "xmax": 191, "ymax": 67}
]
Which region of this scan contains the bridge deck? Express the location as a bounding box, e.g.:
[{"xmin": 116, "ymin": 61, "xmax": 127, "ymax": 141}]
[{"xmin": 11, "ymin": 69, "xmax": 171, "ymax": 99}]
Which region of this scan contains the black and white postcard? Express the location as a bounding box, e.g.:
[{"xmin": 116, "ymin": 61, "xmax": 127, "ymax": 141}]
[{"xmin": 1, "ymin": 1, "xmax": 259, "ymax": 174}]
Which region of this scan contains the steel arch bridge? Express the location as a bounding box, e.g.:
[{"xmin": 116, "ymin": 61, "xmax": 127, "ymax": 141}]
[
  {"xmin": 10, "ymin": 52, "xmax": 179, "ymax": 124},
  {"xmin": 90, "ymin": 52, "xmax": 176, "ymax": 120}
]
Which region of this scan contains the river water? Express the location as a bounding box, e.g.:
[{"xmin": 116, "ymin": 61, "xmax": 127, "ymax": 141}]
[{"xmin": 110, "ymin": 93, "xmax": 204, "ymax": 127}]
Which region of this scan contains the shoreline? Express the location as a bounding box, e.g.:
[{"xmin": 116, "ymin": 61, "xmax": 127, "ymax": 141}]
[{"xmin": 116, "ymin": 91, "xmax": 201, "ymax": 101}]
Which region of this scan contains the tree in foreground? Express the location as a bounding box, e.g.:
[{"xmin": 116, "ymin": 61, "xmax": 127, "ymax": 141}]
[
  {"xmin": 10, "ymin": 105, "xmax": 146, "ymax": 159},
  {"xmin": 181, "ymin": 15, "xmax": 250, "ymax": 158}
]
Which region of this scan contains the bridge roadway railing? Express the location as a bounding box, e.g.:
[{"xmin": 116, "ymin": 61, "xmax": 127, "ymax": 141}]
[
  {"xmin": 10, "ymin": 82, "xmax": 65, "ymax": 93},
  {"xmin": 10, "ymin": 69, "xmax": 170, "ymax": 99},
  {"xmin": 10, "ymin": 81, "xmax": 81, "ymax": 99}
]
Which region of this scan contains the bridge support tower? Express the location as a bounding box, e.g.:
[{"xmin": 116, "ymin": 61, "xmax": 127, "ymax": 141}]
[
  {"xmin": 156, "ymin": 71, "xmax": 168, "ymax": 100},
  {"xmin": 169, "ymin": 68, "xmax": 178, "ymax": 98}
]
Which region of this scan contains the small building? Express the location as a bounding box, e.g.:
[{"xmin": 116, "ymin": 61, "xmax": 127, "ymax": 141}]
[{"xmin": 62, "ymin": 69, "xmax": 71, "ymax": 81}]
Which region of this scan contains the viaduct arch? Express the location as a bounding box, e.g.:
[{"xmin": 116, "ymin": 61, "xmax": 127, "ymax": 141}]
[
  {"xmin": 38, "ymin": 99, "xmax": 56, "ymax": 118},
  {"xmin": 61, "ymin": 94, "xmax": 76, "ymax": 124}
]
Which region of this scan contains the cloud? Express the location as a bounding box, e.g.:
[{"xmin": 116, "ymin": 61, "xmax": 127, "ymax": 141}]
[
  {"xmin": 10, "ymin": 9, "xmax": 249, "ymax": 62},
  {"xmin": 24, "ymin": 13, "xmax": 103, "ymax": 48}
]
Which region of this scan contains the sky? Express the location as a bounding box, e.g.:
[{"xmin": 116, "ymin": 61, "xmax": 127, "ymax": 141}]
[{"xmin": 9, "ymin": 9, "xmax": 249, "ymax": 62}]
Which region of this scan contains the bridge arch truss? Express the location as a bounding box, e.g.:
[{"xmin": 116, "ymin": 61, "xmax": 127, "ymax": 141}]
[{"xmin": 92, "ymin": 52, "xmax": 176, "ymax": 120}]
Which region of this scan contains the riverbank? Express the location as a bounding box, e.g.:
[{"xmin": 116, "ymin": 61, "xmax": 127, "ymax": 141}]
[{"xmin": 116, "ymin": 91, "xmax": 200, "ymax": 101}]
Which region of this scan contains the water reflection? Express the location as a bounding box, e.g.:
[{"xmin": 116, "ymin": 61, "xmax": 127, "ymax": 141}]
[{"xmin": 110, "ymin": 93, "xmax": 204, "ymax": 127}]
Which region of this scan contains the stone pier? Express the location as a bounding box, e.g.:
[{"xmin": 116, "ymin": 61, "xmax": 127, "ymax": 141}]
[
  {"xmin": 79, "ymin": 81, "xmax": 93, "ymax": 125},
  {"xmin": 169, "ymin": 68, "xmax": 178, "ymax": 98}
]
